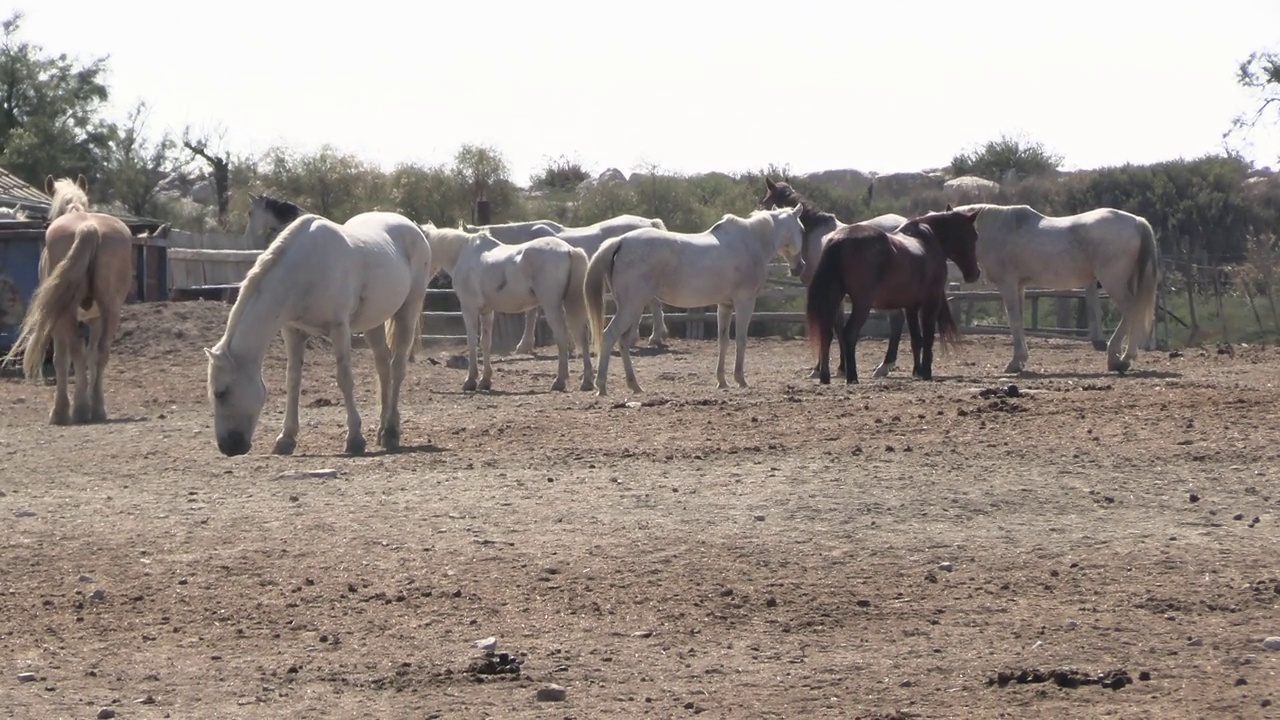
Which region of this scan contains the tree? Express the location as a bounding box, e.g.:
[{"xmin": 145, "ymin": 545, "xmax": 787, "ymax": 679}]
[
  {"xmin": 950, "ymin": 133, "xmax": 1063, "ymax": 182},
  {"xmin": 0, "ymin": 11, "xmax": 114, "ymax": 187},
  {"xmin": 530, "ymin": 154, "xmax": 590, "ymax": 192},
  {"xmin": 1227, "ymin": 50, "xmax": 1280, "ymax": 143},
  {"xmin": 100, "ymin": 101, "xmax": 180, "ymax": 216},
  {"xmin": 181, "ymin": 125, "xmax": 232, "ymax": 227}
]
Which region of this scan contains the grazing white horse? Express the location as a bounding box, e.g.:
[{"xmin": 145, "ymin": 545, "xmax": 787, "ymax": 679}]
[
  {"xmin": 585, "ymin": 206, "xmax": 806, "ymax": 396},
  {"xmin": 470, "ymin": 214, "xmax": 670, "ymax": 352},
  {"xmin": 206, "ymin": 208, "xmax": 432, "ymax": 457},
  {"xmin": 422, "ymin": 225, "xmax": 593, "ymax": 392},
  {"xmin": 951, "ymin": 202, "xmax": 1160, "ymax": 373}
]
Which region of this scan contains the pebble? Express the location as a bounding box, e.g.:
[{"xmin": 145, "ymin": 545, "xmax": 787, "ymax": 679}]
[
  {"xmin": 97, "ymin": 708, "xmax": 115, "ymax": 719},
  {"xmin": 938, "ymin": 562, "xmax": 954, "ymax": 572},
  {"xmin": 13, "ymin": 509, "xmax": 36, "ymax": 518},
  {"xmin": 273, "ymin": 468, "xmax": 338, "ymax": 480},
  {"xmin": 1064, "ymin": 620, "xmax": 1079, "ymax": 630},
  {"xmin": 77, "ymin": 574, "xmax": 93, "ymax": 583},
  {"xmin": 752, "ymin": 514, "xmax": 766, "ymax": 521},
  {"xmin": 535, "ymin": 684, "xmax": 567, "ymax": 702},
  {"xmin": 16, "ymin": 672, "xmax": 37, "ymax": 683},
  {"xmin": 1262, "ymin": 637, "xmax": 1280, "ymax": 650}
]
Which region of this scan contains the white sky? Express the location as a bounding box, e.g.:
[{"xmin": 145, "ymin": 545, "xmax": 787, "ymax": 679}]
[{"xmin": 16, "ymin": 1, "xmax": 1280, "ymax": 184}]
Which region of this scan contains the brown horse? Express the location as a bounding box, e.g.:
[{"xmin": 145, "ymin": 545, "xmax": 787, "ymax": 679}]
[
  {"xmin": 1, "ymin": 175, "xmax": 168, "ymax": 424},
  {"xmin": 805, "ymin": 207, "xmax": 981, "ymax": 384}
]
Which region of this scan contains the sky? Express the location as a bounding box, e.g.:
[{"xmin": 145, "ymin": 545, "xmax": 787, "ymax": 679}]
[{"xmin": 16, "ymin": 1, "xmax": 1280, "ymax": 184}]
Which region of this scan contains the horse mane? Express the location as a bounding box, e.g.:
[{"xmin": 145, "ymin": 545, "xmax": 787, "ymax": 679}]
[
  {"xmin": 223, "ymin": 216, "xmax": 311, "ymax": 333},
  {"xmin": 48, "ymin": 178, "xmax": 90, "ymax": 219},
  {"xmin": 957, "ymin": 203, "xmax": 1041, "ymax": 234},
  {"xmin": 766, "ymin": 181, "xmax": 839, "ymax": 232},
  {"xmin": 260, "ymin": 195, "xmax": 306, "ymax": 225}
]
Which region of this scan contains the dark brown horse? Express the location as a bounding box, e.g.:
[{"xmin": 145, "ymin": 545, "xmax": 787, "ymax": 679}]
[{"xmin": 805, "ymin": 207, "xmax": 982, "ymax": 384}]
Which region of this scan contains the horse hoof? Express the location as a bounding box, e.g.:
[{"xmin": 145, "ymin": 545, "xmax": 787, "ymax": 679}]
[
  {"xmin": 378, "ymin": 427, "xmax": 401, "ymax": 452},
  {"xmin": 1108, "ymin": 358, "xmax": 1132, "ymax": 373},
  {"xmin": 462, "ymin": 380, "xmax": 477, "ymax": 392},
  {"xmin": 550, "ymin": 378, "xmax": 567, "ymax": 392},
  {"xmin": 49, "ymin": 411, "xmax": 71, "ymax": 426},
  {"xmin": 579, "ymin": 380, "xmax": 594, "ymax": 392},
  {"xmin": 735, "ymin": 378, "xmax": 748, "ymax": 389},
  {"xmin": 626, "ymin": 381, "xmax": 643, "ymax": 394},
  {"xmin": 1092, "ymin": 340, "xmax": 1109, "ymax": 352},
  {"xmin": 344, "ymin": 436, "xmax": 367, "ymax": 456},
  {"xmin": 272, "ymin": 437, "xmax": 297, "ymax": 455},
  {"xmin": 872, "ymin": 365, "xmax": 893, "ymax": 378},
  {"xmin": 89, "ymin": 408, "xmax": 108, "ymax": 423},
  {"xmin": 72, "ymin": 405, "xmax": 93, "ymax": 424},
  {"xmin": 1003, "ymin": 362, "xmax": 1024, "ymax": 374},
  {"xmin": 477, "ymin": 380, "xmax": 492, "ymax": 391}
]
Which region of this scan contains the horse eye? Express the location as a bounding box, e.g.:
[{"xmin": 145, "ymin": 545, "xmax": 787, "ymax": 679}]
[{"xmin": 214, "ymin": 388, "xmax": 229, "ymax": 401}]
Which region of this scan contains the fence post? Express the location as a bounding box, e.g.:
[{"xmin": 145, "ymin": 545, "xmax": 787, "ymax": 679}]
[{"xmin": 474, "ymin": 199, "xmax": 492, "ymax": 226}]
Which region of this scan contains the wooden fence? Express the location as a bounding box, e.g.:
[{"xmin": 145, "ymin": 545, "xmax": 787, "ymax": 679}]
[{"xmin": 160, "ymin": 232, "xmax": 1118, "ymax": 352}]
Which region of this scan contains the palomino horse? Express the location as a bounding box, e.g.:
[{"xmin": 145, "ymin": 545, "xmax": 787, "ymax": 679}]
[
  {"xmin": 421, "ymin": 224, "xmax": 593, "ymax": 393},
  {"xmin": 806, "ymin": 208, "xmax": 982, "ymax": 384},
  {"xmin": 206, "ymin": 205, "xmax": 432, "ymax": 456},
  {"xmin": 2, "ymin": 176, "xmax": 168, "ymax": 424},
  {"xmin": 760, "ymin": 178, "xmax": 909, "ymax": 379},
  {"xmin": 468, "ymin": 214, "xmax": 671, "ymax": 352},
  {"xmin": 946, "ymin": 203, "xmax": 1160, "ymax": 374},
  {"xmin": 585, "ymin": 205, "xmax": 806, "ymax": 396}
]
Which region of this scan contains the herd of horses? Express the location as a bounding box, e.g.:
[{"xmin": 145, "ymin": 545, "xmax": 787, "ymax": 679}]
[{"xmin": 2, "ymin": 174, "xmax": 1160, "ymax": 458}]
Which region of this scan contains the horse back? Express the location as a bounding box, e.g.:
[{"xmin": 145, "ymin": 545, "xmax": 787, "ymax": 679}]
[{"xmin": 44, "ymin": 212, "xmax": 134, "ymax": 302}]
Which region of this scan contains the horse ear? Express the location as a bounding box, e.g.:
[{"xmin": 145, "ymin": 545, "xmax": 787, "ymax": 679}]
[
  {"xmin": 154, "ymin": 223, "xmax": 171, "ymax": 238},
  {"xmin": 76, "ymin": 175, "xmax": 89, "ymax": 192},
  {"xmin": 945, "ymin": 203, "xmax": 954, "ymax": 212},
  {"xmin": 203, "ymin": 347, "xmax": 216, "ymax": 361},
  {"xmin": 44, "ymin": 175, "xmax": 55, "ymax": 196},
  {"xmin": 765, "ymin": 177, "xmax": 776, "ymax": 191}
]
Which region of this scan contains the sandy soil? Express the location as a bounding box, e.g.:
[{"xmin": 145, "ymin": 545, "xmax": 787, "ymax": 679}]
[{"xmin": 1, "ymin": 300, "xmax": 1278, "ymax": 719}]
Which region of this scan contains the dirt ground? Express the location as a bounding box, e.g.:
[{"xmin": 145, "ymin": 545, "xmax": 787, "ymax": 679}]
[{"xmin": 1, "ymin": 300, "xmax": 1278, "ymax": 720}]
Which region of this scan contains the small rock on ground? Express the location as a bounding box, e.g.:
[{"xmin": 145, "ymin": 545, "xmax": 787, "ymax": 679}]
[
  {"xmin": 536, "ymin": 684, "xmax": 567, "ymax": 702},
  {"xmin": 1262, "ymin": 636, "xmax": 1280, "ymax": 650},
  {"xmin": 97, "ymin": 708, "xmax": 116, "ymax": 719}
]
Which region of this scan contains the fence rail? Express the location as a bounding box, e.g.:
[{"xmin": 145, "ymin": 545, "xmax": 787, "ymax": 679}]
[{"xmin": 161, "ymin": 240, "xmax": 1118, "ymax": 351}]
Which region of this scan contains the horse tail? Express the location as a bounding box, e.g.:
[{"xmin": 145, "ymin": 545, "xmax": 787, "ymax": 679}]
[
  {"xmin": 805, "ymin": 237, "xmax": 847, "ymax": 358},
  {"xmin": 649, "ymin": 217, "xmax": 668, "ymax": 231},
  {"xmin": 586, "ymin": 236, "xmax": 623, "ymax": 357},
  {"xmin": 4, "ymin": 223, "xmax": 100, "ymax": 380},
  {"xmin": 563, "ymin": 246, "xmax": 590, "ymax": 345},
  {"xmin": 934, "ymin": 296, "xmax": 961, "ymax": 352},
  {"xmin": 1129, "ymin": 217, "xmax": 1160, "ymax": 349}
]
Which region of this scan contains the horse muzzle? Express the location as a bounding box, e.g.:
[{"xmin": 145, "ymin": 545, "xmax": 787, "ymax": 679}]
[
  {"xmin": 217, "ymin": 431, "xmax": 251, "ymax": 457},
  {"xmin": 963, "ymin": 270, "xmax": 981, "ymax": 284}
]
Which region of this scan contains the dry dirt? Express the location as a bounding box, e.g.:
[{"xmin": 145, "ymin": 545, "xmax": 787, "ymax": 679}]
[{"xmin": 2, "ymin": 300, "xmax": 1279, "ymax": 720}]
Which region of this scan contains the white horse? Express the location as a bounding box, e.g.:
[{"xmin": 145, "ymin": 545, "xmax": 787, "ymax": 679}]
[
  {"xmin": 462, "ymin": 219, "xmax": 565, "ymax": 243},
  {"xmin": 422, "ymin": 225, "xmax": 592, "ymax": 392},
  {"xmin": 470, "ymin": 214, "xmax": 670, "ymax": 352},
  {"xmin": 585, "ymin": 205, "xmax": 806, "ymax": 396},
  {"xmin": 951, "ymin": 202, "xmax": 1160, "ymax": 374},
  {"xmin": 206, "ymin": 207, "xmax": 432, "ymax": 457}
]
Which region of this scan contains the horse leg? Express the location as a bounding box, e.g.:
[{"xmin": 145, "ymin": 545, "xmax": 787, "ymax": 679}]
[
  {"xmin": 461, "ymin": 307, "xmax": 480, "ymax": 392},
  {"xmin": 1086, "ymin": 281, "xmax": 1107, "ymax": 351},
  {"xmin": 816, "ymin": 311, "xmax": 835, "ymax": 385},
  {"xmin": 363, "ymin": 323, "xmax": 395, "ymax": 449},
  {"xmin": 732, "ymin": 297, "xmax": 756, "ymax": 388},
  {"xmin": 66, "ymin": 318, "xmax": 93, "ymax": 424},
  {"xmin": 618, "ymin": 319, "xmax": 644, "ymax": 394},
  {"xmin": 330, "ymin": 322, "xmax": 366, "ymax": 456},
  {"xmin": 541, "ymin": 301, "xmax": 573, "ymax": 392},
  {"xmin": 1105, "ymin": 308, "xmax": 1134, "ymax": 372},
  {"xmin": 873, "ymin": 309, "xmax": 905, "ymax": 378},
  {"xmin": 904, "ymin": 309, "xmax": 924, "ymax": 378},
  {"xmin": 714, "ymin": 303, "xmax": 733, "ymax": 389},
  {"xmin": 811, "ymin": 302, "xmax": 846, "ymax": 379},
  {"xmin": 382, "ymin": 295, "xmax": 423, "ymax": 451},
  {"xmin": 919, "ymin": 302, "xmax": 941, "ymax": 380},
  {"xmin": 272, "ymin": 327, "xmax": 308, "ymax": 455},
  {"xmin": 516, "ymin": 308, "xmax": 539, "ymax": 355},
  {"xmin": 840, "ymin": 302, "xmax": 871, "ymax": 384},
  {"xmin": 49, "ymin": 327, "xmax": 74, "ymax": 426},
  {"xmin": 999, "ymin": 283, "xmax": 1029, "ymax": 373},
  {"xmin": 569, "ymin": 297, "xmax": 594, "ymax": 392},
  {"xmin": 478, "ymin": 311, "xmax": 496, "ymax": 391},
  {"xmin": 647, "ymin": 298, "xmax": 669, "ymax": 347}
]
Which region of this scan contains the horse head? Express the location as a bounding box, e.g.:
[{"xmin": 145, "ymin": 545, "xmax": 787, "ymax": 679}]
[
  {"xmin": 205, "ymin": 345, "xmax": 267, "ymax": 457},
  {"xmin": 769, "ymin": 205, "xmax": 806, "ymax": 272},
  {"xmin": 939, "ymin": 204, "xmax": 982, "ymax": 283},
  {"xmin": 245, "ymin": 193, "xmax": 305, "ymax": 248},
  {"xmin": 761, "ymin": 177, "xmax": 799, "ymax": 210}
]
